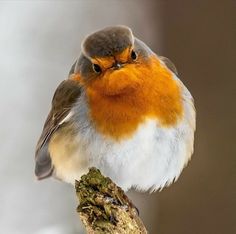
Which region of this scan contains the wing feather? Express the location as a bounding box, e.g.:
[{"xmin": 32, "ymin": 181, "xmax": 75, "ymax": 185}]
[{"xmin": 35, "ymin": 79, "xmax": 81, "ymax": 179}]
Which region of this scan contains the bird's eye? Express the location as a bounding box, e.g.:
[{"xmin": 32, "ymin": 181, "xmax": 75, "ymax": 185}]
[
  {"xmin": 131, "ymin": 50, "xmax": 137, "ymax": 60},
  {"xmin": 92, "ymin": 64, "xmax": 102, "ymax": 73}
]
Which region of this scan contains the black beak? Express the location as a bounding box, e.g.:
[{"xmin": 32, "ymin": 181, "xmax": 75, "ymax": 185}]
[{"xmin": 113, "ymin": 62, "xmax": 122, "ymax": 70}]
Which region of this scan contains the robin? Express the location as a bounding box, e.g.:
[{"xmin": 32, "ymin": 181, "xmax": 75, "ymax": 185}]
[{"xmin": 35, "ymin": 25, "xmax": 196, "ymax": 191}]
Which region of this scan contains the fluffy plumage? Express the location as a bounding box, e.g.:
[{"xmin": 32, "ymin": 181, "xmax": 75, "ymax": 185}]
[{"xmin": 35, "ymin": 26, "xmax": 196, "ymax": 191}]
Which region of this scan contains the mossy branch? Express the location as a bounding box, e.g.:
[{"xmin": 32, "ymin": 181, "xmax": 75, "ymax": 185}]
[{"xmin": 75, "ymin": 168, "xmax": 148, "ymax": 234}]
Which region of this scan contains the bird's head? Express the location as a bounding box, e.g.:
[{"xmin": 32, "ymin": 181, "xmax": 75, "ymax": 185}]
[{"xmin": 71, "ymin": 25, "xmax": 153, "ymax": 96}]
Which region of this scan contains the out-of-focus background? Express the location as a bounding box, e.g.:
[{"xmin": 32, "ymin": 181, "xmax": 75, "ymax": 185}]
[{"xmin": 0, "ymin": 1, "xmax": 235, "ymax": 233}]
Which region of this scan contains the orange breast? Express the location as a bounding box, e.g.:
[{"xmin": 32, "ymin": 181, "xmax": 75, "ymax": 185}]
[{"xmin": 75, "ymin": 56, "xmax": 183, "ymax": 140}]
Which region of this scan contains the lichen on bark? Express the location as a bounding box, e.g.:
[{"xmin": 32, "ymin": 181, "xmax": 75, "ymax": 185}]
[{"xmin": 75, "ymin": 167, "xmax": 148, "ymax": 234}]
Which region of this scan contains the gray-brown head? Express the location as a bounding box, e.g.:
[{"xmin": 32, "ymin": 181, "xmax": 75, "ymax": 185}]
[{"xmin": 70, "ymin": 25, "xmax": 152, "ymax": 81}]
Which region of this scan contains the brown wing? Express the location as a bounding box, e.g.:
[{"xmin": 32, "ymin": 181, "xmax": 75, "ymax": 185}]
[
  {"xmin": 35, "ymin": 79, "xmax": 81, "ymax": 179},
  {"xmin": 159, "ymin": 56, "xmax": 178, "ymax": 75}
]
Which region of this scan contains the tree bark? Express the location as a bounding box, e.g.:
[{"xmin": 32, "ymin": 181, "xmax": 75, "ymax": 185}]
[{"xmin": 75, "ymin": 168, "xmax": 148, "ymax": 234}]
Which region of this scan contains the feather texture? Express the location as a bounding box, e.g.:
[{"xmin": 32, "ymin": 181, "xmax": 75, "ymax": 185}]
[{"xmin": 35, "ymin": 79, "xmax": 81, "ymax": 179}]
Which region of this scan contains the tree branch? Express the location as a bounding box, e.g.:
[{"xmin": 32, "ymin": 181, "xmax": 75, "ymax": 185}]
[{"xmin": 75, "ymin": 168, "xmax": 148, "ymax": 234}]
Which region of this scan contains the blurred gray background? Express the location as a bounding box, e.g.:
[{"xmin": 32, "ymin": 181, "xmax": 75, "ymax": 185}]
[{"xmin": 0, "ymin": 1, "xmax": 235, "ymax": 234}]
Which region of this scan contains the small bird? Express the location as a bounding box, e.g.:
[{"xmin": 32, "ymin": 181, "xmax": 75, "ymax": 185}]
[{"xmin": 35, "ymin": 25, "xmax": 196, "ymax": 192}]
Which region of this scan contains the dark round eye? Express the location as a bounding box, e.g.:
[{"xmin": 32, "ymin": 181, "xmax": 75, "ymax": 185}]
[
  {"xmin": 92, "ymin": 63, "xmax": 101, "ymax": 73},
  {"xmin": 131, "ymin": 50, "xmax": 137, "ymax": 60}
]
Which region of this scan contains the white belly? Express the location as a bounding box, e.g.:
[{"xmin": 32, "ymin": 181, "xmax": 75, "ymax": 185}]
[{"xmin": 65, "ymin": 118, "xmax": 193, "ymax": 192}]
